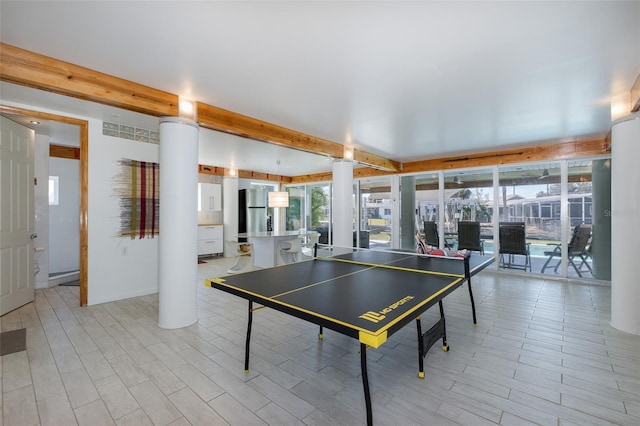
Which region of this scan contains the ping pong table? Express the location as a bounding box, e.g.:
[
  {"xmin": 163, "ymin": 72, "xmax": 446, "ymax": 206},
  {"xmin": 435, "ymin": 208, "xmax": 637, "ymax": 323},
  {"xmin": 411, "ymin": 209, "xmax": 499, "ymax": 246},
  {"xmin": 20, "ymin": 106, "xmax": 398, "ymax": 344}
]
[{"xmin": 205, "ymin": 248, "xmax": 494, "ymax": 425}]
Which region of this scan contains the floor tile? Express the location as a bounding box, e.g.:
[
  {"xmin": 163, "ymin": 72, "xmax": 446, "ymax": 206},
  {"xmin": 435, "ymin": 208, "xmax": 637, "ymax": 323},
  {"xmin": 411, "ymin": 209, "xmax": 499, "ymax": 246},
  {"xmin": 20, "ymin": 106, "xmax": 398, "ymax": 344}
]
[
  {"xmin": 128, "ymin": 380, "xmax": 182, "ymax": 426},
  {"xmin": 94, "ymin": 374, "xmax": 141, "ymax": 420},
  {"xmin": 1, "ymin": 258, "xmax": 638, "ymax": 426},
  {"xmin": 74, "ymin": 399, "xmax": 116, "ymax": 426},
  {"xmin": 37, "ymin": 393, "xmax": 78, "ymax": 426},
  {"xmin": 167, "ymin": 387, "xmax": 227, "ymax": 425},
  {"xmin": 3, "ymin": 385, "xmax": 39, "ymax": 426},
  {"xmin": 60, "ymin": 367, "xmax": 101, "ymax": 409}
]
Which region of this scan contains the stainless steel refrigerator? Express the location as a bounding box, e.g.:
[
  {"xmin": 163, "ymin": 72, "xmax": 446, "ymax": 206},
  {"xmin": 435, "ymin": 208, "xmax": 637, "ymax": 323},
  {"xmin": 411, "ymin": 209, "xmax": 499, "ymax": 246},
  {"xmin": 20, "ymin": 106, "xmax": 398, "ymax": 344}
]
[{"xmin": 238, "ymin": 189, "xmax": 267, "ymax": 238}]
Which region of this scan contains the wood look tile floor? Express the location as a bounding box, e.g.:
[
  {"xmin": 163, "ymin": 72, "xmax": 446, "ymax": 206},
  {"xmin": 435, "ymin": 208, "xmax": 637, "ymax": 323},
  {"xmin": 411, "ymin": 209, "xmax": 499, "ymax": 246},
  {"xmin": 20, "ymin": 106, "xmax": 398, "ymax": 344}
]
[{"xmin": 2, "ymin": 256, "xmax": 639, "ymax": 425}]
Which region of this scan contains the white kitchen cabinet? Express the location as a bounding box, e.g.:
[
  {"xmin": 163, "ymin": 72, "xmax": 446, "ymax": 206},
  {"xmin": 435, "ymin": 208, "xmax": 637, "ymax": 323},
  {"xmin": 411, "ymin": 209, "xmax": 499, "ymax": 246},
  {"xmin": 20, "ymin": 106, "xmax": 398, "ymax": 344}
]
[
  {"xmin": 198, "ymin": 183, "xmax": 222, "ymax": 211},
  {"xmin": 197, "ymin": 224, "xmax": 223, "ymax": 256}
]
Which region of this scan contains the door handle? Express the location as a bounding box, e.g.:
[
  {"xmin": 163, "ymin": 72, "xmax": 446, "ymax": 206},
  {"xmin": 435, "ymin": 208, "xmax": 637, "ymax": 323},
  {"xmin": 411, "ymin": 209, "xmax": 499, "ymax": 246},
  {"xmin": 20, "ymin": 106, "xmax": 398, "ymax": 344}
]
[{"xmin": 30, "ymin": 234, "xmax": 38, "ymax": 239}]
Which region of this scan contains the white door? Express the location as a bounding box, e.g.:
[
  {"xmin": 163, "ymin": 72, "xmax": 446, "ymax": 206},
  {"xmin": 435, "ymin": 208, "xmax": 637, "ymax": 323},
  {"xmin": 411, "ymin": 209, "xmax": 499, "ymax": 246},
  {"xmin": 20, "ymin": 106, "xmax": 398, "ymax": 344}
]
[{"xmin": 0, "ymin": 116, "xmax": 35, "ymax": 315}]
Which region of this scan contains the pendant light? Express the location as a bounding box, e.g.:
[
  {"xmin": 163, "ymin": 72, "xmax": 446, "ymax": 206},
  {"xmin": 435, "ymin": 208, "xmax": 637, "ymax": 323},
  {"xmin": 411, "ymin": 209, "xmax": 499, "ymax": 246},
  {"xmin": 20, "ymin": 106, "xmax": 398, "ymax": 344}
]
[{"xmin": 268, "ymin": 160, "xmax": 289, "ymax": 208}]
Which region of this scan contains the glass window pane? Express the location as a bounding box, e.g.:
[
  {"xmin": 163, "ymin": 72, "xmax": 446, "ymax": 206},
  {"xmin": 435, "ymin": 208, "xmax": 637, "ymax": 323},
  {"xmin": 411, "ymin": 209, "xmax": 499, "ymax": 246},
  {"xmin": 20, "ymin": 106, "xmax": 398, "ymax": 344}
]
[
  {"xmin": 442, "ymin": 169, "xmax": 493, "ymax": 254},
  {"xmin": 410, "ymin": 173, "xmax": 439, "ymax": 251},
  {"xmin": 498, "ymin": 164, "xmax": 561, "ymax": 273},
  {"xmin": 414, "ymin": 172, "xmax": 440, "ymax": 225},
  {"xmin": 285, "ymin": 186, "xmax": 305, "ymax": 231},
  {"xmin": 359, "ymin": 177, "xmax": 391, "ymax": 249},
  {"xmin": 308, "ymin": 183, "xmax": 331, "ymax": 245},
  {"xmin": 49, "ymin": 176, "xmax": 59, "ymax": 205}
]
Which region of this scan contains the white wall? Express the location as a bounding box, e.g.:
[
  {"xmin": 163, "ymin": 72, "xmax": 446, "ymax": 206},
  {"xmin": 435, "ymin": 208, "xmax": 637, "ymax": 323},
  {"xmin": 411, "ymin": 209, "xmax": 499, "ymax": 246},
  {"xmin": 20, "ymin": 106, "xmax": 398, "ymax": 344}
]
[
  {"xmin": 5, "ymin": 102, "xmax": 188, "ymax": 306},
  {"xmin": 87, "ymin": 119, "xmax": 160, "ymax": 305},
  {"xmin": 33, "ymin": 134, "xmax": 50, "ymax": 289},
  {"xmin": 49, "ymin": 156, "xmax": 80, "ymax": 274}
]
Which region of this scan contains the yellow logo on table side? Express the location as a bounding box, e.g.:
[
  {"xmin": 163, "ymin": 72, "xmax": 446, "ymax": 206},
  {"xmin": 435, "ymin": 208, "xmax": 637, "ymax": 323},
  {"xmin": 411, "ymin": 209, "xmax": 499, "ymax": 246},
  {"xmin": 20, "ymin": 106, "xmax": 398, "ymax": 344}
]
[{"xmin": 358, "ymin": 295, "xmax": 414, "ymax": 323}]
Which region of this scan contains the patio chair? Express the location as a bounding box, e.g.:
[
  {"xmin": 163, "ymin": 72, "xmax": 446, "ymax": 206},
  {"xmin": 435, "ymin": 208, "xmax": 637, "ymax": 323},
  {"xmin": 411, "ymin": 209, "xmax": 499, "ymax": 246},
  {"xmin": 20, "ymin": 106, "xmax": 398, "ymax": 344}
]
[
  {"xmin": 540, "ymin": 224, "xmax": 592, "ymax": 277},
  {"xmin": 498, "ymin": 222, "xmax": 531, "ymax": 271},
  {"xmin": 456, "ymin": 221, "xmax": 484, "ymax": 254},
  {"xmin": 423, "ymin": 221, "xmax": 451, "ymax": 249},
  {"xmin": 579, "ymin": 235, "xmax": 593, "ymax": 271},
  {"xmin": 416, "ymin": 231, "xmax": 429, "ymax": 254}
]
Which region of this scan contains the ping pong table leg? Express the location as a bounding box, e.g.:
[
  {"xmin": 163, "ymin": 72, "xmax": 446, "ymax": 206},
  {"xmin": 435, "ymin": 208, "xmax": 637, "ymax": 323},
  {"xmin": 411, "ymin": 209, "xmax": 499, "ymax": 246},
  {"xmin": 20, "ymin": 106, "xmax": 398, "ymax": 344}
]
[
  {"xmin": 464, "ymin": 260, "xmax": 478, "ymax": 326},
  {"xmin": 467, "ymin": 279, "xmax": 477, "ymax": 326},
  {"xmin": 244, "ymin": 301, "xmax": 253, "ymax": 373},
  {"xmin": 416, "ymin": 301, "xmax": 450, "ymax": 378},
  {"xmin": 359, "ymin": 343, "xmax": 373, "ymax": 426},
  {"xmin": 439, "ymin": 300, "xmax": 449, "ymax": 351},
  {"xmin": 416, "ymin": 316, "xmax": 425, "ymax": 378}
]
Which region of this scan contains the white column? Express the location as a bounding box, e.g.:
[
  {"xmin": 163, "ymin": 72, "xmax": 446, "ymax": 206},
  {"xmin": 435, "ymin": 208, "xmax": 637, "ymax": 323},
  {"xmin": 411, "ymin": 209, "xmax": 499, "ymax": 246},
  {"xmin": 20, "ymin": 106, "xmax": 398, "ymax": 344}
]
[
  {"xmin": 158, "ymin": 117, "xmax": 199, "ymax": 329},
  {"xmin": 332, "ymin": 160, "xmax": 353, "ymax": 251},
  {"xmin": 390, "ymin": 175, "xmax": 400, "ymax": 249},
  {"xmin": 560, "ymin": 160, "xmax": 569, "ymax": 276},
  {"xmin": 439, "ymin": 171, "xmax": 446, "ymax": 250},
  {"xmin": 223, "ymin": 175, "xmax": 239, "ymax": 257},
  {"xmin": 611, "ymin": 112, "xmax": 640, "ymax": 335},
  {"xmin": 400, "ymin": 175, "xmax": 416, "ymax": 250},
  {"xmin": 592, "ymin": 159, "xmax": 612, "ymax": 280}
]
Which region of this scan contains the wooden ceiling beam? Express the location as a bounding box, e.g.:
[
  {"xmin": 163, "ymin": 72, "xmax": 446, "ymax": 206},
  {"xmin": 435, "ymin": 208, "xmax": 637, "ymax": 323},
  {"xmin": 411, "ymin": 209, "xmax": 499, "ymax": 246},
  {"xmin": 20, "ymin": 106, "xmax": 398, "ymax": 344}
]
[
  {"xmin": 0, "ymin": 43, "xmax": 178, "ymax": 116},
  {"xmin": 289, "ymin": 171, "xmax": 334, "ymax": 184},
  {"xmin": 289, "ymin": 167, "xmax": 395, "ymax": 183},
  {"xmin": 197, "ymin": 102, "xmax": 344, "ymax": 158},
  {"xmin": 401, "ymin": 139, "xmax": 609, "ymax": 174},
  {"xmin": 631, "ymin": 73, "xmax": 640, "ymax": 112},
  {"xmin": 289, "ymin": 139, "xmax": 608, "ymax": 183},
  {"xmin": 353, "ymin": 148, "xmax": 401, "ymax": 172},
  {"xmin": 198, "ymin": 163, "xmax": 292, "ymax": 184},
  {"xmin": 354, "ymin": 173, "xmax": 592, "ymax": 194},
  {"xmin": 197, "ymin": 103, "xmax": 400, "ymax": 172},
  {"xmin": 237, "ymin": 169, "xmax": 292, "ymax": 184},
  {"xmin": 50, "ymin": 144, "xmax": 80, "ymax": 160},
  {"xmin": 0, "ymin": 43, "xmax": 399, "ymax": 172}
]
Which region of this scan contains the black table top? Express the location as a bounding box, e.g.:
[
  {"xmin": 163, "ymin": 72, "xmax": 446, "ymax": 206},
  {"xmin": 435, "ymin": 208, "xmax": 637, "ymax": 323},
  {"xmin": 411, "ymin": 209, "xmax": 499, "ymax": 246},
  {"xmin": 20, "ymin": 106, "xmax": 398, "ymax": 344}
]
[{"xmin": 206, "ymin": 251, "xmax": 494, "ymax": 347}]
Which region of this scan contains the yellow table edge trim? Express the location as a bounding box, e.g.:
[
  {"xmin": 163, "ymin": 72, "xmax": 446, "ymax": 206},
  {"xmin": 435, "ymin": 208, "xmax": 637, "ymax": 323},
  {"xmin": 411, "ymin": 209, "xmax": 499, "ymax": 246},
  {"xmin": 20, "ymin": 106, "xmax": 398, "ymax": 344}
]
[
  {"xmin": 317, "ymin": 255, "xmax": 466, "ymax": 279},
  {"xmin": 359, "ymin": 330, "xmax": 387, "ymax": 348},
  {"xmin": 207, "ymin": 276, "xmax": 464, "ymax": 349}
]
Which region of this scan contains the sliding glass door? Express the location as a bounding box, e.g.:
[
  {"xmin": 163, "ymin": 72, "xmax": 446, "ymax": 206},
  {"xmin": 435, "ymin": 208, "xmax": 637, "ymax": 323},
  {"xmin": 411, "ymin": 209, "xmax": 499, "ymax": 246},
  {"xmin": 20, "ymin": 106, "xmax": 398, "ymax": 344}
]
[
  {"xmin": 497, "ymin": 163, "xmax": 563, "ymax": 273},
  {"xmin": 285, "ymin": 185, "xmax": 305, "ymax": 231},
  {"xmin": 285, "ymin": 183, "xmax": 332, "ymax": 243},
  {"xmin": 442, "ymin": 169, "xmax": 493, "ymax": 254},
  {"xmin": 359, "ymin": 177, "xmax": 392, "ymax": 249}
]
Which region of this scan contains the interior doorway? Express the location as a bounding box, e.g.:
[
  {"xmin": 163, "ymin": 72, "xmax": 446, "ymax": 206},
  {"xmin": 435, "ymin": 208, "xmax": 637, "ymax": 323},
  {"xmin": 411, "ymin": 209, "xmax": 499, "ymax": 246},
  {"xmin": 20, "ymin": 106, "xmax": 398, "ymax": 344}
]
[
  {"xmin": 47, "ymin": 147, "xmax": 81, "ymax": 287},
  {"xmin": 0, "ymin": 105, "xmax": 89, "ymax": 306}
]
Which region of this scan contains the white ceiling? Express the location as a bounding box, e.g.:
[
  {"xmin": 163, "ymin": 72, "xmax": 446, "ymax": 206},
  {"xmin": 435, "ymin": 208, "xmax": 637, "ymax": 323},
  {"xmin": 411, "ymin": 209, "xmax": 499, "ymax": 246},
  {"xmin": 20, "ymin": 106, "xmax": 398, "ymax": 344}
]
[{"xmin": 1, "ymin": 1, "xmax": 638, "ymax": 177}]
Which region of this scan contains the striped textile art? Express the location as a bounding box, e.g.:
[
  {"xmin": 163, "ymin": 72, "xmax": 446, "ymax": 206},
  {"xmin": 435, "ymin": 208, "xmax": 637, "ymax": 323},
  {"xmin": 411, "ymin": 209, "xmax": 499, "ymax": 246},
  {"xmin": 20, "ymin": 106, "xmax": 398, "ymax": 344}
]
[{"xmin": 114, "ymin": 159, "xmax": 160, "ymax": 238}]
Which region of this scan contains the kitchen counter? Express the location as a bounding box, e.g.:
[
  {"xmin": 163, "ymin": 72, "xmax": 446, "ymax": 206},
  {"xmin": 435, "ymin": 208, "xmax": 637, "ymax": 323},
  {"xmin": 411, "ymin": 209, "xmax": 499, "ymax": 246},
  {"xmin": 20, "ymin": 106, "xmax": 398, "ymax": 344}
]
[{"xmin": 239, "ymin": 231, "xmax": 314, "ymax": 267}]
